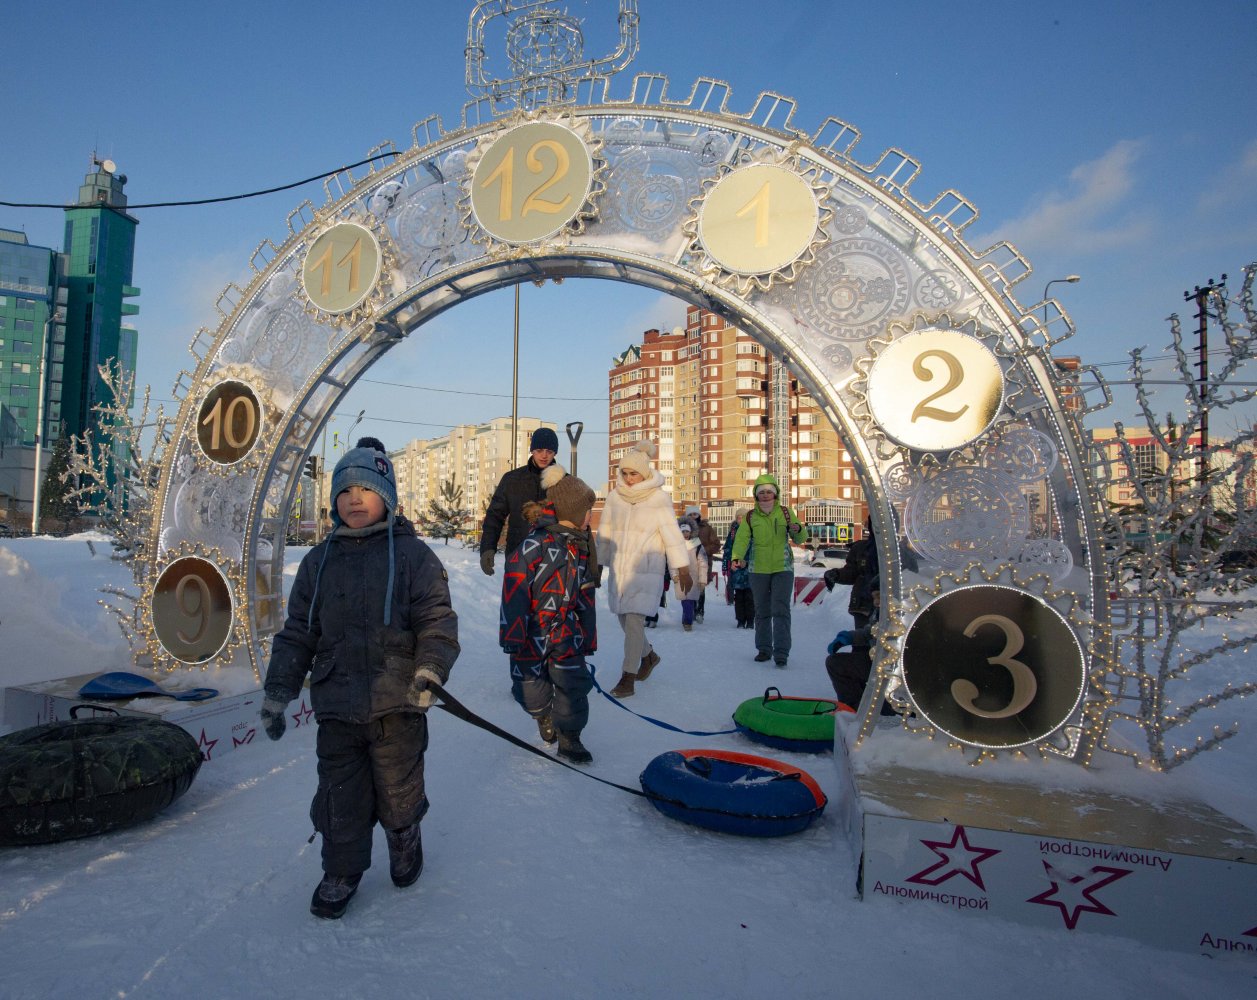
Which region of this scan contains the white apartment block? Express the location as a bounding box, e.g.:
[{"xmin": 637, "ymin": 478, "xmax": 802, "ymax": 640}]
[{"xmin": 391, "ymin": 416, "xmax": 556, "ymax": 535}]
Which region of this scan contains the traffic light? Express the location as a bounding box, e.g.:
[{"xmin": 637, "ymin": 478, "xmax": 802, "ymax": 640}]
[{"xmin": 305, "ymin": 456, "xmax": 321, "ymax": 480}]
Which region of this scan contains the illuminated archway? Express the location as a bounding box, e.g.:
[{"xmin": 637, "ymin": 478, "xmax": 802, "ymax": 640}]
[{"xmin": 135, "ymin": 9, "xmax": 1111, "ymax": 763}]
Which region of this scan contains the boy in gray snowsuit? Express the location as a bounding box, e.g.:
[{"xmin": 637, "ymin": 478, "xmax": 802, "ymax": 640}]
[{"xmin": 260, "ymin": 437, "xmax": 459, "ymax": 919}]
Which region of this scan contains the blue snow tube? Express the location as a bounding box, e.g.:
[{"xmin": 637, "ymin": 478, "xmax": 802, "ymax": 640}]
[{"xmin": 639, "ymin": 748, "xmax": 827, "ymax": 837}]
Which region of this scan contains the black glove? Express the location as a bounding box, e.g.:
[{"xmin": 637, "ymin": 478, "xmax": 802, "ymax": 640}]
[
  {"xmin": 480, "ymin": 550, "xmax": 495, "ymax": 576},
  {"xmin": 260, "ymin": 698, "xmax": 289, "ymax": 741},
  {"xmin": 408, "ymin": 666, "xmax": 444, "ymax": 710},
  {"xmin": 823, "ymin": 568, "xmax": 841, "ymax": 592}
]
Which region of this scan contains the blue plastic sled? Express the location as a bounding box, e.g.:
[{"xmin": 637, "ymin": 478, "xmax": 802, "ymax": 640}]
[{"xmin": 78, "ymin": 671, "xmax": 219, "ymax": 702}]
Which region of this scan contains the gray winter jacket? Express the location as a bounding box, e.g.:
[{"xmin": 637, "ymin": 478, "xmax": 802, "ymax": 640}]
[{"xmin": 263, "ymin": 517, "xmax": 460, "ymax": 723}]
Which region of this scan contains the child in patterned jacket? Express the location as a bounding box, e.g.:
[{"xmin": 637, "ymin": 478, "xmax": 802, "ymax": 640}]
[{"xmin": 499, "ymin": 465, "xmax": 599, "ymax": 764}]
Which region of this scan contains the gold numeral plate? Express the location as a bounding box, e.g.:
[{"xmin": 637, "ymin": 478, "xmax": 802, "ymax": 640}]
[
  {"xmin": 470, "ymin": 121, "xmax": 593, "ymax": 244},
  {"xmin": 697, "ymin": 163, "xmax": 820, "ymax": 276},
  {"xmin": 901, "ymin": 585, "xmax": 1085, "ymax": 748},
  {"xmin": 302, "ymin": 222, "xmax": 382, "ymax": 315},
  {"xmin": 196, "ymin": 380, "xmax": 262, "ymax": 465},
  {"xmin": 867, "ymin": 328, "xmax": 1004, "ymax": 451},
  {"xmin": 152, "ymin": 556, "xmax": 234, "ymax": 664}
]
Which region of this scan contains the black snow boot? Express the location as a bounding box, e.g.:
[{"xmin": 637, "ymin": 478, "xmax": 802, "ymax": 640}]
[
  {"xmin": 556, "ymin": 731, "xmax": 593, "ymax": 764},
  {"xmin": 536, "ymin": 713, "xmax": 557, "ymax": 744},
  {"xmin": 385, "ymin": 822, "xmax": 424, "ymax": 888},
  {"xmin": 310, "ymin": 872, "xmax": 362, "ymax": 919}
]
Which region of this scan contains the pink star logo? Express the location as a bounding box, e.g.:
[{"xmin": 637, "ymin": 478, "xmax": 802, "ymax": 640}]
[
  {"xmin": 232, "ymin": 729, "xmax": 256, "ymax": 747},
  {"xmin": 1244, "ymin": 924, "xmax": 1257, "ymax": 938},
  {"xmin": 292, "ymin": 700, "xmax": 314, "ymax": 728},
  {"xmin": 906, "ymin": 825, "xmax": 1002, "ymax": 891},
  {"xmin": 1026, "ymin": 862, "xmax": 1132, "ymax": 929},
  {"xmin": 197, "ymin": 728, "xmax": 219, "ymax": 761}
]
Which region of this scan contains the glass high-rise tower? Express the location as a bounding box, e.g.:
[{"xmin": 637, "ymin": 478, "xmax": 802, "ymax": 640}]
[
  {"xmin": 0, "ymin": 159, "xmax": 139, "ymax": 526},
  {"xmin": 60, "ymin": 160, "xmax": 140, "ymax": 442}
]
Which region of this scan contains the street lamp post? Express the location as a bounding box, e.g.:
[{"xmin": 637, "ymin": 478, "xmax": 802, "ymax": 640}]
[
  {"xmin": 30, "ymin": 307, "xmax": 62, "ymax": 535},
  {"xmin": 1042, "ymin": 274, "xmax": 1081, "ymax": 328},
  {"xmin": 511, "ymin": 284, "xmax": 520, "ymax": 468}
]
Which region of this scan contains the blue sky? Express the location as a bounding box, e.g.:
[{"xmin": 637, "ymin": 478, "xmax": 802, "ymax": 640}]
[{"xmin": 3, "ymin": 0, "xmax": 1255, "ymax": 478}]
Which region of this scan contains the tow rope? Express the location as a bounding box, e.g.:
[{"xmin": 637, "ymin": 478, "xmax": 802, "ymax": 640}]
[
  {"xmin": 587, "ymin": 664, "xmax": 738, "ymax": 736},
  {"xmin": 431, "ymin": 682, "xmax": 646, "ymax": 798},
  {"xmin": 429, "ymin": 680, "xmax": 808, "ymax": 822}
]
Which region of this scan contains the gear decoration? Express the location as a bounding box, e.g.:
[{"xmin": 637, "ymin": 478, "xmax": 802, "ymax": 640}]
[
  {"xmin": 605, "ymin": 146, "xmax": 705, "ymax": 242},
  {"xmin": 162, "ymin": 466, "xmax": 257, "ymax": 563},
  {"xmin": 793, "ymin": 236, "xmax": 912, "ymax": 342},
  {"xmin": 297, "ymin": 211, "xmax": 401, "ymax": 333},
  {"xmin": 385, "ymin": 151, "xmax": 477, "ymax": 275},
  {"xmin": 882, "ymin": 461, "xmax": 919, "ymax": 502},
  {"xmin": 866, "ymin": 325, "xmax": 1005, "ymax": 453},
  {"xmin": 913, "ymin": 268, "xmax": 965, "ymax": 311},
  {"xmin": 904, "ymin": 465, "xmax": 1030, "ymax": 568},
  {"xmin": 832, "ymin": 202, "xmax": 868, "ymax": 235},
  {"xmin": 219, "ymin": 272, "xmax": 332, "ymax": 404},
  {"xmin": 461, "ymin": 108, "xmax": 607, "ymax": 253},
  {"xmin": 682, "ymin": 144, "xmax": 832, "ymax": 296},
  {"xmin": 138, "ymin": 541, "xmax": 245, "ymax": 671},
  {"xmin": 979, "ymin": 421, "xmax": 1060, "ymax": 483},
  {"xmin": 1013, "ymin": 538, "xmax": 1075, "ymax": 583}
]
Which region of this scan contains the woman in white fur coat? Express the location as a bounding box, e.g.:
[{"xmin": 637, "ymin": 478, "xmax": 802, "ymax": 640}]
[{"xmin": 597, "ymin": 440, "xmax": 693, "ymax": 698}]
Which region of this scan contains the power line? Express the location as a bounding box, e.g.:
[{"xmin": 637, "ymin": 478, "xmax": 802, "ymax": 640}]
[
  {"xmin": 0, "ymin": 153, "xmax": 400, "ymax": 210},
  {"xmin": 145, "ymin": 400, "xmax": 609, "ymax": 434},
  {"xmin": 359, "ymin": 377, "xmax": 604, "ymax": 401}
]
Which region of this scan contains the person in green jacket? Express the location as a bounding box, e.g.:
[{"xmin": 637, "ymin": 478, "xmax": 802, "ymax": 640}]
[{"xmin": 730, "ymin": 473, "xmax": 808, "ymax": 666}]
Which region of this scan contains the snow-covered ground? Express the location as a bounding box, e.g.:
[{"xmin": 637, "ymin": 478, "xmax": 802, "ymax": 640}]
[{"xmin": 0, "ymin": 534, "xmax": 1253, "ymax": 999}]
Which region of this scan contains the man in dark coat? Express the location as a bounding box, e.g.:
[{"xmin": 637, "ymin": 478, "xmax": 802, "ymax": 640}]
[
  {"xmin": 479, "ymin": 426, "xmax": 559, "ymax": 575},
  {"xmin": 825, "ymin": 517, "xmax": 879, "ymax": 630}
]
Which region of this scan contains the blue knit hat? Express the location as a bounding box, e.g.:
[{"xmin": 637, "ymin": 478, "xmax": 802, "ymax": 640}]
[
  {"xmin": 309, "ymin": 438, "xmax": 400, "ymax": 629},
  {"xmin": 530, "ymin": 426, "xmax": 559, "ymax": 453},
  {"xmin": 330, "ymin": 445, "xmax": 397, "ymax": 525}
]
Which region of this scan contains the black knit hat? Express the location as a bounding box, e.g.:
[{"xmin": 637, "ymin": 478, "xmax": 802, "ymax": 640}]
[{"xmin": 530, "ymin": 426, "xmax": 559, "ymax": 453}]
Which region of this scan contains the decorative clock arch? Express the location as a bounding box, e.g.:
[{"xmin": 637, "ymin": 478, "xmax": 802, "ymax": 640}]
[{"xmin": 134, "ymin": 28, "xmax": 1114, "ymax": 764}]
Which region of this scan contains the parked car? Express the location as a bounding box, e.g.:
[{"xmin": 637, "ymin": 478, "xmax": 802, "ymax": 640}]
[
  {"xmin": 807, "ymin": 546, "xmax": 849, "ymax": 570},
  {"xmin": 1220, "ymin": 549, "xmax": 1257, "ymax": 570}
]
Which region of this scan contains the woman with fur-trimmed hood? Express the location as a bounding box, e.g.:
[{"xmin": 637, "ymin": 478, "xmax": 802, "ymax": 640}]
[{"xmin": 596, "ymin": 439, "xmax": 692, "ymax": 698}]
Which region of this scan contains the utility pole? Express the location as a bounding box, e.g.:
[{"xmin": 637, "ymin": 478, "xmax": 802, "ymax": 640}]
[{"xmin": 1184, "ymin": 276, "xmax": 1226, "ymax": 517}]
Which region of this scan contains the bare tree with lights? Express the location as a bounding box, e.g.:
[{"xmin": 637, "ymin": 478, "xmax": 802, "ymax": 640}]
[
  {"xmin": 1098, "ymin": 262, "xmax": 1257, "ymax": 768},
  {"xmin": 62, "ymin": 360, "xmax": 170, "ymax": 648}
]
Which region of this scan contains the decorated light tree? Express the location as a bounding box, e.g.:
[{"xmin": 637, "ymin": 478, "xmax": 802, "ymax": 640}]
[{"xmin": 1097, "ymin": 262, "xmax": 1257, "ymax": 768}]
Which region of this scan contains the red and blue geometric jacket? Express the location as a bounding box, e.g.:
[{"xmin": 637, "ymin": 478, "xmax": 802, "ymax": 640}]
[{"xmin": 499, "ymin": 508, "xmax": 598, "ymax": 666}]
